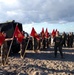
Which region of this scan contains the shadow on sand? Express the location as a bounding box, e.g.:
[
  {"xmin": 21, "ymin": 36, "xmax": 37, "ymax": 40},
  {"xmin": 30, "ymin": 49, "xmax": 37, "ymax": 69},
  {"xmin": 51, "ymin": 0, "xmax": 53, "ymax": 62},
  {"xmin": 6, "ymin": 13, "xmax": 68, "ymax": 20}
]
[
  {"xmin": 25, "ymin": 47, "xmax": 74, "ymax": 62},
  {"xmin": 10, "ymin": 47, "xmax": 74, "ymax": 62}
]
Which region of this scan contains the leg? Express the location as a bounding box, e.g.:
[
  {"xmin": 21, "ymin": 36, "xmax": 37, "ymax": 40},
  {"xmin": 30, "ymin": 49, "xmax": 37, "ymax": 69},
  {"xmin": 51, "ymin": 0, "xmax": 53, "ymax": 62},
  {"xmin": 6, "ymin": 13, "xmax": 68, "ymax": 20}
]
[
  {"xmin": 20, "ymin": 43, "xmax": 23, "ymax": 58},
  {"xmin": 54, "ymin": 46, "xmax": 57, "ymax": 58},
  {"xmin": 1, "ymin": 41, "xmax": 8, "ymax": 66},
  {"xmin": 59, "ymin": 46, "xmax": 63, "ymax": 58},
  {"xmin": 1, "ymin": 45, "xmax": 5, "ymax": 66}
]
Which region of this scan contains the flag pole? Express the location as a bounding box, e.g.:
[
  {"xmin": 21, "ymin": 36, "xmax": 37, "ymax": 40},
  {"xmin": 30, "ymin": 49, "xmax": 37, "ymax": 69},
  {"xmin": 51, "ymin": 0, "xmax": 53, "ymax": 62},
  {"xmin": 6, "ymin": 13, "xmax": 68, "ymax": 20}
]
[
  {"xmin": 42, "ymin": 38, "xmax": 43, "ymax": 49},
  {"xmin": 5, "ymin": 37, "xmax": 14, "ymax": 65},
  {"xmin": 20, "ymin": 42, "xmax": 23, "ymax": 58},
  {"xmin": 23, "ymin": 37, "xmax": 30, "ymax": 58},
  {"xmin": 33, "ymin": 37, "xmax": 34, "ymax": 51},
  {"xmin": 5, "ymin": 24, "xmax": 19, "ymax": 65},
  {"xmin": 5, "ymin": 24, "xmax": 17, "ymax": 65}
]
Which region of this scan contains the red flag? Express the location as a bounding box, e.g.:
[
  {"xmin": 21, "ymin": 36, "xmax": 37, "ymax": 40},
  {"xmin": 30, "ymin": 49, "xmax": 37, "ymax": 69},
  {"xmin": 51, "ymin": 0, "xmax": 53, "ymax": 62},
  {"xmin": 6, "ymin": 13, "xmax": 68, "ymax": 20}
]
[
  {"xmin": 30, "ymin": 27, "xmax": 40, "ymax": 40},
  {"xmin": 45, "ymin": 28, "xmax": 49, "ymax": 38},
  {"xmin": 41, "ymin": 28, "xmax": 45, "ymax": 38},
  {"xmin": 51, "ymin": 29, "xmax": 56, "ymax": 37},
  {"xmin": 0, "ymin": 32, "xmax": 5, "ymax": 46},
  {"xmin": 14, "ymin": 25, "xmax": 24, "ymax": 43}
]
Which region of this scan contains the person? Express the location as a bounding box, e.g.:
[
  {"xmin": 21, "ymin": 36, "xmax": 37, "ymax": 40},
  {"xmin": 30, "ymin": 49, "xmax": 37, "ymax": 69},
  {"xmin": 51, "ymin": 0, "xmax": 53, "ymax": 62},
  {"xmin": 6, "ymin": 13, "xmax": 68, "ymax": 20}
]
[
  {"xmin": 42, "ymin": 37, "xmax": 46, "ymax": 49},
  {"xmin": 67, "ymin": 32, "xmax": 74, "ymax": 48},
  {"xmin": 1, "ymin": 32, "xmax": 8, "ymax": 66},
  {"xmin": 66, "ymin": 34, "xmax": 69, "ymax": 47},
  {"xmin": 45, "ymin": 34, "xmax": 50, "ymax": 48},
  {"xmin": 20, "ymin": 31, "xmax": 26, "ymax": 59},
  {"xmin": 1, "ymin": 31, "xmax": 13, "ymax": 66},
  {"xmin": 37, "ymin": 34, "xmax": 42, "ymax": 50},
  {"xmin": 1, "ymin": 41, "xmax": 8, "ymax": 66},
  {"xmin": 53, "ymin": 31, "xmax": 64, "ymax": 58},
  {"xmin": 61, "ymin": 32, "xmax": 67, "ymax": 47},
  {"xmin": 50, "ymin": 35, "xmax": 55, "ymax": 46}
]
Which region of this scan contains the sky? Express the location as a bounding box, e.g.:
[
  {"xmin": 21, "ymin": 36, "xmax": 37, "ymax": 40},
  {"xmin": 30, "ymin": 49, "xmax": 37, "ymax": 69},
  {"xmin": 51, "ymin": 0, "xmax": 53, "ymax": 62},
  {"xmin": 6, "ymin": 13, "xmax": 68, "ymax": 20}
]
[{"xmin": 0, "ymin": 0, "xmax": 74, "ymax": 33}]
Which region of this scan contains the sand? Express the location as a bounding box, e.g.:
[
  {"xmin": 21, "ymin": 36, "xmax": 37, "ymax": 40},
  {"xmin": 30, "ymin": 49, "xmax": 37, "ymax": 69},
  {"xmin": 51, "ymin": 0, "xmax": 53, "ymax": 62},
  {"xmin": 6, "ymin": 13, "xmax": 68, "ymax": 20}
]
[{"xmin": 0, "ymin": 47, "xmax": 74, "ymax": 75}]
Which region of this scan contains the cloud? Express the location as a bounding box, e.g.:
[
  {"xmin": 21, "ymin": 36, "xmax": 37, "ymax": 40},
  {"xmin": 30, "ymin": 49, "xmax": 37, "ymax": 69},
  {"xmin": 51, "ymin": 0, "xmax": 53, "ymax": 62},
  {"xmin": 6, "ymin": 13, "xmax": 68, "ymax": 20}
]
[
  {"xmin": 23, "ymin": 23, "xmax": 34, "ymax": 33},
  {"xmin": 0, "ymin": 0, "xmax": 74, "ymax": 24}
]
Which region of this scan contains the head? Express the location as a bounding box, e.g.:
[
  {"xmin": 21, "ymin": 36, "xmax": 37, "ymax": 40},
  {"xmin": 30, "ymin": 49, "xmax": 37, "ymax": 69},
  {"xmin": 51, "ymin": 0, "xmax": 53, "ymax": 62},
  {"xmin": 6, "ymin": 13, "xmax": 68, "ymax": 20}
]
[{"xmin": 56, "ymin": 31, "xmax": 59, "ymax": 36}]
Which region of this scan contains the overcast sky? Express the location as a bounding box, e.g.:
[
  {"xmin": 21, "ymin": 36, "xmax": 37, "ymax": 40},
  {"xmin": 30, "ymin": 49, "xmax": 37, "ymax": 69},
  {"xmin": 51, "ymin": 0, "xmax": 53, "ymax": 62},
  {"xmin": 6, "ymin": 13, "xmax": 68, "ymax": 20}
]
[{"xmin": 0, "ymin": 0, "xmax": 74, "ymax": 33}]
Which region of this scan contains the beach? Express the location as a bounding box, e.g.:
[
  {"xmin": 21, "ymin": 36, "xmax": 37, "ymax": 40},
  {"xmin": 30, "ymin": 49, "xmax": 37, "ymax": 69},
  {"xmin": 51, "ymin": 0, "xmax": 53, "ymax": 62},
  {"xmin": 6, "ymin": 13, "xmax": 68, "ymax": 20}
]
[{"xmin": 0, "ymin": 47, "xmax": 74, "ymax": 75}]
